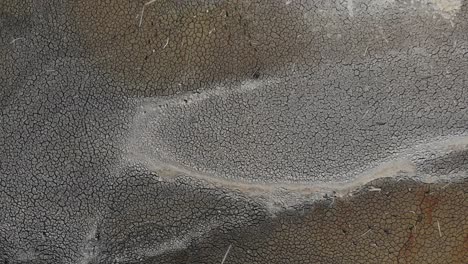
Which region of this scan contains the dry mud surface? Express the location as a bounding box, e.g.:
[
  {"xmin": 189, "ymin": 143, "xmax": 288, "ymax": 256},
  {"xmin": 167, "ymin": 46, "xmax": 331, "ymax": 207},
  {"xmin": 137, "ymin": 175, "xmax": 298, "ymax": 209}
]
[{"xmin": 1, "ymin": 0, "xmax": 467, "ymax": 263}]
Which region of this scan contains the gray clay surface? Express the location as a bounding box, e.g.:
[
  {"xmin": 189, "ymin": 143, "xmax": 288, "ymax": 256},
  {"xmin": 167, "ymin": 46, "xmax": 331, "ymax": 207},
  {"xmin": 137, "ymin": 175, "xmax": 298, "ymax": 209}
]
[{"xmin": 1, "ymin": 0, "xmax": 467, "ymax": 263}]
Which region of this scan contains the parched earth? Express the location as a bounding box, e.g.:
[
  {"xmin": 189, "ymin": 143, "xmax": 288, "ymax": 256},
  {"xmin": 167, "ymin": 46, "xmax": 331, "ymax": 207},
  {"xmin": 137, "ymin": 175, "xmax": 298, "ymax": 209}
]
[{"xmin": 0, "ymin": 0, "xmax": 467, "ymax": 263}]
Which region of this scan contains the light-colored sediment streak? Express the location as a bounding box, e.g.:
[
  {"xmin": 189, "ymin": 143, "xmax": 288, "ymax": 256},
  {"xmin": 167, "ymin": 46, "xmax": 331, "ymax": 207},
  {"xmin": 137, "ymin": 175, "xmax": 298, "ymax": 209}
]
[
  {"xmin": 111, "ymin": 221, "xmax": 220, "ymax": 263},
  {"xmin": 120, "ymin": 132, "xmax": 468, "ymax": 214},
  {"xmin": 347, "ymin": 0, "xmax": 354, "ymax": 17},
  {"xmin": 344, "ymin": 0, "xmax": 461, "ymax": 20},
  {"xmin": 431, "ymin": 0, "xmax": 462, "ymax": 19},
  {"xmin": 123, "ymin": 127, "xmax": 468, "ymax": 196},
  {"xmin": 121, "ymin": 74, "xmax": 468, "ymax": 198}
]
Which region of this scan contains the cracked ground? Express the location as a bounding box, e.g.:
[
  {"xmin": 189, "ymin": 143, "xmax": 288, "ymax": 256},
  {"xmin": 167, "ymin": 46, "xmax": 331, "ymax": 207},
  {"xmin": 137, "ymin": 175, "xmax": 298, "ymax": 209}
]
[{"xmin": 1, "ymin": 0, "xmax": 467, "ymax": 263}]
